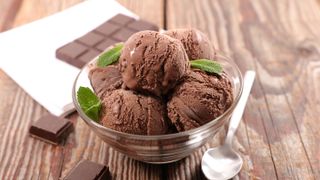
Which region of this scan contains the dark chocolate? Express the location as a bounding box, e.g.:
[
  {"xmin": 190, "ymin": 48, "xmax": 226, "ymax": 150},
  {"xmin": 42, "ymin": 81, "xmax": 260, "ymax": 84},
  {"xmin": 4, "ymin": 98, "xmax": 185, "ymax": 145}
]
[
  {"xmin": 56, "ymin": 13, "xmax": 159, "ymax": 68},
  {"xmin": 29, "ymin": 114, "xmax": 73, "ymax": 145},
  {"xmin": 64, "ymin": 160, "xmax": 110, "ymax": 180}
]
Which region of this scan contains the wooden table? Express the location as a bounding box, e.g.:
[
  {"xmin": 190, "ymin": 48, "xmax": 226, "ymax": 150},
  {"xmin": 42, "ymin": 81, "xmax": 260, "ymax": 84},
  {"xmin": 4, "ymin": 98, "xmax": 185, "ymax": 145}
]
[{"xmin": 0, "ymin": 0, "xmax": 319, "ymax": 179}]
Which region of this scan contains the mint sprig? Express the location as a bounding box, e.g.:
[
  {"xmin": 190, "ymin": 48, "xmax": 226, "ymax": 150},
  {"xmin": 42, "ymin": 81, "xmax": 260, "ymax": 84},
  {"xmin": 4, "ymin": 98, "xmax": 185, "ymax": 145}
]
[
  {"xmin": 97, "ymin": 43, "xmax": 123, "ymax": 67},
  {"xmin": 190, "ymin": 59, "xmax": 223, "ymax": 75},
  {"xmin": 77, "ymin": 86, "xmax": 101, "ymax": 122}
]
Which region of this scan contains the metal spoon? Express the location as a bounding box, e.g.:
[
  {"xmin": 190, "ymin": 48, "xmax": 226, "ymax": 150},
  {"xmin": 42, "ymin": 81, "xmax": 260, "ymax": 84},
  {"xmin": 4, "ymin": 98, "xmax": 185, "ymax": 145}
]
[{"xmin": 202, "ymin": 71, "xmax": 256, "ymax": 180}]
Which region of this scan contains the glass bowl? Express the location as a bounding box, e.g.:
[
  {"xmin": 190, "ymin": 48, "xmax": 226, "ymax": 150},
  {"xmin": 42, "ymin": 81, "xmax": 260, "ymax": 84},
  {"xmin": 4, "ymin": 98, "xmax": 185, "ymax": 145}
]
[{"xmin": 72, "ymin": 54, "xmax": 243, "ymax": 164}]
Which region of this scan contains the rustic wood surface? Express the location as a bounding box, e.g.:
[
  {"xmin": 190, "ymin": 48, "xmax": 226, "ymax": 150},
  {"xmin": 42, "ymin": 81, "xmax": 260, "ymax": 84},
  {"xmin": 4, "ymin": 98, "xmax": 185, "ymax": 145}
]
[{"xmin": 0, "ymin": 0, "xmax": 319, "ymax": 179}]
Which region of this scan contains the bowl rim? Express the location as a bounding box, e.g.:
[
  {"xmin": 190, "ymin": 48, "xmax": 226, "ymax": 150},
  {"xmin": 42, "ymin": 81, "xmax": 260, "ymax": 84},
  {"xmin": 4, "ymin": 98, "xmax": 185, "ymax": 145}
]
[{"xmin": 72, "ymin": 54, "xmax": 243, "ymax": 140}]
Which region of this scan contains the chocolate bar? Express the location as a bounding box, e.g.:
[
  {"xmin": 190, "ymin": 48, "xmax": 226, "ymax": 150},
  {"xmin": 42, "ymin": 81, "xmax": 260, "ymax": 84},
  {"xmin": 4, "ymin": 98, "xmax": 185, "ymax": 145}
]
[
  {"xmin": 29, "ymin": 114, "xmax": 73, "ymax": 145},
  {"xmin": 56, "ymin": 14, "xmax": 159, "ymax": 68},
  {"xmin": 64, "ymin": 160, "xmax": 110, "ymax": 180}
]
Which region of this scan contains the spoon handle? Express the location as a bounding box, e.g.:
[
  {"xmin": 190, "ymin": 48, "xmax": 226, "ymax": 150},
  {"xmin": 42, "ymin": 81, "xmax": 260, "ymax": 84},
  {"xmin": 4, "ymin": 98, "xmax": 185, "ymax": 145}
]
[{"xmin": 225, "ymin": 71, "xmax": 255, "ymax": 146}]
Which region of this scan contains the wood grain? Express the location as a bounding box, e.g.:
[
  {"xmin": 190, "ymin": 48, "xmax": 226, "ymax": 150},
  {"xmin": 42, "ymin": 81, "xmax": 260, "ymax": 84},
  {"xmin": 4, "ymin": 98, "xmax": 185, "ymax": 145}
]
[
  {"xmin": 0, "ymin": 71, "xmax": 64, "ymax": 179},
  {"xmin": 0, "ymin": 0, "xmax": 82, "ymax": 179},
  {"xmin": 167, "ymin": 0, "xmax": 320, "ymax": 179},
  {"xmin": 1, "ymin": 0, "xmax": 320, "ymax": 179},
  {"xmin": 0, "ymin": 0, "xmax": 22, "ymax": 31},
  {"xmin": 12, "ymin": 0, "xmax": 83, "ymax": 28},
  {"xmin": 117, "ymin": 0, "xmax": 164, "ymax": 29},
  {"xmin": 58, "ymin": 1, "xmax": 165, "ymax": 179},
  {"xmin": 0, "ymin": 0, "xmax": 165, "ymax": 179}
]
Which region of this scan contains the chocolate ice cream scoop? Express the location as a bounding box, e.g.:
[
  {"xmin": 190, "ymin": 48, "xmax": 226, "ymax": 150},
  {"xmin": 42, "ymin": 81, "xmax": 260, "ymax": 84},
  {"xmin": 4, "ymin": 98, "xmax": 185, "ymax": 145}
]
[
  {"xmin": 89, "ymin": 65, "xmax": 123, "ymax": 99},
  {"xmin": 167, "ymin": 70, "xmax": 233, "ymax": 132},
  {"xmin": 119, "ymin": 30, "xmax": 189, "ymax": 96},
  {"xmin": 100, "ymin": 89, "xmax": 168, "ymax": 135},
  {"xmin": 164, "ymin": 29, "xmax": 215, "ymax": 60}
]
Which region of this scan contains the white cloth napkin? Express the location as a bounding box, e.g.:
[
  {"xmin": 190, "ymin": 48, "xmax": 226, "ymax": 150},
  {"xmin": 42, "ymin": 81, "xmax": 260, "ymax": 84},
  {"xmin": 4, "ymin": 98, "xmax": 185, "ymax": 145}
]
[{"xmin": 0, "ymin": 0, "xmax": 136, "ymax": 116}]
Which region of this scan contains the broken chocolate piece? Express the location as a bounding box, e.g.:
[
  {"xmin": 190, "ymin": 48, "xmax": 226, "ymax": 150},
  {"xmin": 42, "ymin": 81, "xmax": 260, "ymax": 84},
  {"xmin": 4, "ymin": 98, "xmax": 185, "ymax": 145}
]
[
  {"xmin": 29, "ymin": 114, "xmax": 73, "ymax": 145},
  {"xmin": 64, "ymin": 160, "xmax": 110, "ymax": 180},
  {"xmin": 56, "ymin": 13, "xmax": 159, "ymax": 68}
]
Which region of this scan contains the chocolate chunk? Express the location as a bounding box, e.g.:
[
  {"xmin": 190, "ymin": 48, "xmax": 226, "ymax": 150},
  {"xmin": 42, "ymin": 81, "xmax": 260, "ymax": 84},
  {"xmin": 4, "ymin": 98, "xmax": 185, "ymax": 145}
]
[
  {"xmin": 95, "ymin": 22, "xmax": 120, "ymax": 36},
  {"xmin": 56, "ymin": 42, "xmax": 87, "ymax": 63},
  {"xmin": 77, "ymin": 32, "xmax": 105, "ymax": 46},
  {"xmin": 56, "ymin": 13, "xmax": 159, "ymax": 68},
  {"xmin": 112, "ymin": 28, "xmax": 136, "ymax": 42},
  {"xmin": 29, "ymin": 114, "xmax": 73, "ymax": 145},
  {"xmin": 96, "ymin": 39, "xmax": 118, "ymax": 51},
  {"xmin": 77, "ymin": 49, "xmax": 101, "ymax": 67},
  {"xmin": 64, "ymin": 160, "xmax": 110, "ymax": 180}
]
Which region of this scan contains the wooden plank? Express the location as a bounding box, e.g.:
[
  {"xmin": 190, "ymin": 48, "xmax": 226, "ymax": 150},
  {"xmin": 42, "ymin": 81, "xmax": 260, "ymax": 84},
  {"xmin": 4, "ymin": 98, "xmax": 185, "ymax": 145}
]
[
  {"xmin": 0, "ymin": 0, "xmax": 23, "ymax": 31},
  {"xmin": 236, "ymin": 0, "xmax": 320, "ymax": 178},
  {"xmin": 0, "ymin": 71, "xmax": 64, "ymax": 179},
  {"xmin": 166, "ymin": 0, "xmax": 255, "ymax": 179},
  {"xmin": 0, "ymin": 0, "xmax": 165, "ymax": 179},
  {"xmin": 12, "ymin": 0, "xmax": 83, "ymax": 28},
  {"xmin": 60, "ymin": 116, "xmax": 164, "ymax": 180},
  {"xmin": 167, "ymin": 0, "xmax": 320, "ymax": 179},
  {"xmin": 59, "ymin": 0, "xmax": 165, "ymax": 179},
  {"xmin": 117, "ymin": 0, "xmax": 164, "ymax": 29},
  {"xmin": 1, "ymin": 0, "xmax": 319, "ymax": 179},
  {"xmin": 0, "ymin": 0, "xmax": 82, "ymax": 179},
  {"xmin": 165, "ymin": 129, "xmax": 229, "ymax": 180}
]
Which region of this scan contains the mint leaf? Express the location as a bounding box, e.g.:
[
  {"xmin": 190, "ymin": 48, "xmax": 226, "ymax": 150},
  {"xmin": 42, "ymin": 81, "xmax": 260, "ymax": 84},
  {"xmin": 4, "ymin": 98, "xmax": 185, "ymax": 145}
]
[
  {"xmin": 190, "ymin": 59, "xmax": 222, "ymax": 75},
  {"xmin": 97, "ymin": 43, "xmax": 123, "ymax": 67},
  {"xmin": 77, "ymin": 86, "xmax": 101, "ymax": 122}
]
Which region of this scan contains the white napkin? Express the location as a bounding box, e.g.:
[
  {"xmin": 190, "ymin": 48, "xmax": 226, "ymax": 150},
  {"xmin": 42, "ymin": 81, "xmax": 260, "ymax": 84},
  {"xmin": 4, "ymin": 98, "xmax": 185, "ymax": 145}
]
[{"xmin": 0, "ymin": 0, "xmax": 136, "ymax": 116}]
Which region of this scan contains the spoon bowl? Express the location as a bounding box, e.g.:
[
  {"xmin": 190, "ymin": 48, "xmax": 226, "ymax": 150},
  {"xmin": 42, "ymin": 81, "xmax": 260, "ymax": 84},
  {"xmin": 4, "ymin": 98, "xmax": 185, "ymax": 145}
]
[
  {"xmin": 201, "ymin": 71, "xmax": 255, "ymax": 179},
  {"xmin": 202, "ymin": 145, "xmax": 243, "ymax": 179}
]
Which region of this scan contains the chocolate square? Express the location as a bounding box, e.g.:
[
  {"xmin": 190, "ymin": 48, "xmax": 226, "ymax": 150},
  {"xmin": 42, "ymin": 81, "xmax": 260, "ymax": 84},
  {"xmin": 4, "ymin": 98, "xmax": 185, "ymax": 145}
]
[
  {"xmin": 78, "ymin": 32, "xmax": 105, "ymax": 46},
  {"xmin": 64, "ymin": 160, "xmax": 110, "ymax": 180},
  {"xmin": 29, "ymin": 114, "xmax": 73, "ymax": 145},
  {"xmin": 95, "ymin": 22, "xmax": 120, "ymax": 36},
  {"xmin": 96, "ymin": 39, "xmax": 118, "ymax": 51},
  {"xmin": 56, "ymin": 14, "xmax": 159, "ymax": 68},
  {"xmin": 112, "ymin": 28, "xmax": 135, "ymax": 42},
  {"xmin": 56, "ymin": 42, "xmax": 87, "ymax": 62},
  {"xmin": 77, "ymin": 49, "xmax": 101, "ymax": 67}
]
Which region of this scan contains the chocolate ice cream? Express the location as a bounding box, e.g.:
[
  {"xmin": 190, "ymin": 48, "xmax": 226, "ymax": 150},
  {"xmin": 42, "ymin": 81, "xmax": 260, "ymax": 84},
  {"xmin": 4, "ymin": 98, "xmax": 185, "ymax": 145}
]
[
  {"xmin": 100, "ymin": 89, "xmax": 168, "ymax": 135},
  {"xmin": 84, "ymin": 28, "xmax": 235, "ymax": 135},
  {"xmin": 119, "ymin": 30, "xmax": 189, "ymax": 96},
  {"xmin": 89, "ymin": 65, "xmax": 123, "ymax": 99},
  {"xmin": 164, "ymin": 29, "xmax": 215, "ymax": 60},
  {"xmin": 167, "ymin": 70, "xmax": 233, "ymax": 132}
]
